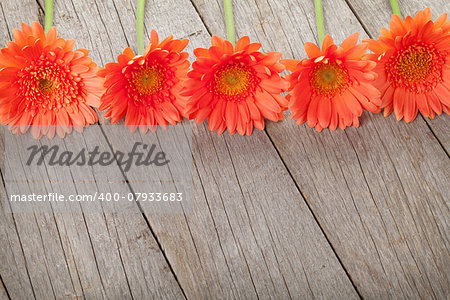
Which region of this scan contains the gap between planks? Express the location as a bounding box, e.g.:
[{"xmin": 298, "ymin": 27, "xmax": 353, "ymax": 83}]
[{"xmin": 0, "ymin": 273, "xmax": 11, "ymax": 300}]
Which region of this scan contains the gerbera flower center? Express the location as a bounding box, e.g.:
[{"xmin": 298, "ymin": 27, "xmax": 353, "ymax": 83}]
[
  {"xmin": 17, "ymin": 57, "xmax": 83, "ymax": 113},
  {"xmin": 396, "ymin": 46, "xmax": 433, "ymax": 82},
  {"xmin": 310, "ymin": 62, "xmax": 349, "ymax": 97},
  {"xmin": 387, "ymin": 43, "xmax": 445, "ymax": 93},
  {"xmin": 215, "ymin": 65, "xmax": 252, "ymax": 95},
  {"xmin": 212, "ymin": 64, "xmax": 259, "ymax": 102},
  {"xmin": 37, "ymin": 78, "xmax": 55, "ymax": 94},
  {"xmin": 132, "ymin": 66, "xmax": 165, "ymax": 96},
  {"xmin": 124, "ymin": 57, "xmax": 176, "ymax": 108}
]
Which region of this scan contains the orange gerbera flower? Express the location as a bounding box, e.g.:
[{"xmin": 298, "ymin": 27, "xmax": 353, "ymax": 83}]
[
  {"xmin": 98, "ymin": 30, "xmax": 189, "ymax": 133},
  {"xmin": 183, "ymin": 36, "xmax": 288, "ymax": 135},
  {"xmin": 0, "ymin": 22, "xmax": 102, "ymax": 139},
  {"xmin": 366, "ymin": 8, "xmax": 450, "ymax": 122},
  {"xmin": 281, "ymin": 33, "xmax": 381, "ymax": 132}
]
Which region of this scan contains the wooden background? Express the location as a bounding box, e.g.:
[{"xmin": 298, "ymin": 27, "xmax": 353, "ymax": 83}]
[{"xmin": 0, "ymin": 0, "xmax": 449, "ymax": 298}]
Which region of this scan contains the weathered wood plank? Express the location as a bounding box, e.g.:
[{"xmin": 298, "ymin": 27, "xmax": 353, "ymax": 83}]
[
  {"xmin": 3, "ymin": 149, "xmax": 77, "ymax": 298},
  {"xmin": 0, "ymin": 278, "xmax": 8, "ymax": 300},
  {"xmin": 0, "ymin": 8, "xmax": 36, "ymax": 299},
  {"xmin": 1, "ymin": 129, "xmax": 185, "ymax": 299},
  {"xmin": 190, "ymin": 0, "xmax": 450, "ymax": 298},
  {"xmin": 1, "ymin": 127, "xmax": 185, "ymax": 299},
  {"xmin": 1, "ymin": 6, "xmax": 85, "ymax": 295},
  {"xmin": 0, "ymin": 2, "xmax": 185, "ymax": 298},
  {"xmin": 3, "ymin": 0, "xmax": 447, "ymax": 299},
  {"xmin": 105, "ymin": 125, "xmax": 360, "ymax": 299},
  {"xmin": 50, "ymin": 0, "xmax": 361, "ymax": 297},
  {"xmin": 344, "ymin": 0, "xmax": 450, "ymax": 153},
  {"xmin": 0, "ymin": 171, "xmax": 35, "ymax": 299}
]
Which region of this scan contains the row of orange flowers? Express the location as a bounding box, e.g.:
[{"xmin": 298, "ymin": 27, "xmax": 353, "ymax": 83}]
[{"xmin": 0, "ymin": 8, "xmax": 448, "ymax": 139}]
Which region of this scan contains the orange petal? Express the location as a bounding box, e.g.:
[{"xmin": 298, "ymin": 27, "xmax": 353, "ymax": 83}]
[
  {"xmin": 321, "ymin": 35, "xmax": 334, "ymax": 51},
  {"xmin": 150, "ymin": 29, "xmax": 159, "ymax": 46},
  {"xmin": 304, "ymin": 42, "xmax": 321, "ymax": 58},
  {"xmin": 393, "ymin": 88, "xmax": 405, "ymax": 121},
  {"xmin": 307, "ymin": 95, "xmax": 320, "ymax": 127},
  {"xmin": 341, "ymin": 32, "xmax": 359, "ymax": 51},
  {"xmin": 280, "ymin": 59, "xmax": 300, "ymax": 71},
  {"xmin": 317, "ymin": 97, "xmax": 331, "ymax": 128},
  {"xmin": 235, "ymin": 36, "xmax": 250, "ymax": 51}
]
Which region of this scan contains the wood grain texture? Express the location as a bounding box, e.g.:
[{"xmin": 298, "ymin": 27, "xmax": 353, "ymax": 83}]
[
  {"xmin": 43, "ymin": 1, "xmax": 362, "ymax": 298},
  {"xmin": 0, "ymin": 17, "xmax": 31, "ymax": 295},
  {"xmin": 344, "ymin": 0, "xmax": 450, "ymax": 153},
  {"xmin": 1, "ymin": 127, "xmax": 184, "ymax": 299},
  {"xmin": 0, "ymin": 170, "xmax": 35, "ymax": 299},
  {"xmin": 105, "ymin": 124, "xmax": 360, "ymax": 299},
  {"xmin": 0, "ymin": 3, "xmax": 185, "ymax": 298},
  {"xmin": 0, "ymin": 280, "xmax": 8, "ymax": 300},
  {"xmin": 45, "ymin": 0, "xmax": 360, "ymax": 298},
  {"xmin": 0, "ymin": 0, "xmax": 448, "ymax": 298},
  {"xmin": 190, "ymin": 0, "xmax": 450, "ymax": 298}
]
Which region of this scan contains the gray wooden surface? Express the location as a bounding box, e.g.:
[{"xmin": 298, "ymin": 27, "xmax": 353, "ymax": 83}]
[{"xmin": 0, "ymin": 0, "xmax": 449, "ymax": 299}]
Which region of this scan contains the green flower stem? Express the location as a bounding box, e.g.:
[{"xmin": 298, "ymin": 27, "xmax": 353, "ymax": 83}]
[
  {"xmin": 44, "ymin": 0, "xmax": 54, "ymax": 34},
  {"xmin": 314, "ymin": 0, "xmax": 325, "ymax": 47},
  {"xmin": 223, "ymin": 0, "xmax": 235, "ymax": 44},
  {"xmin": 389, "ymin": 0, "xmax": 402, "ymax": 17},
  {"xmin": 137, "ymin": 0, "xmax": 146, "ymax": 55}
]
